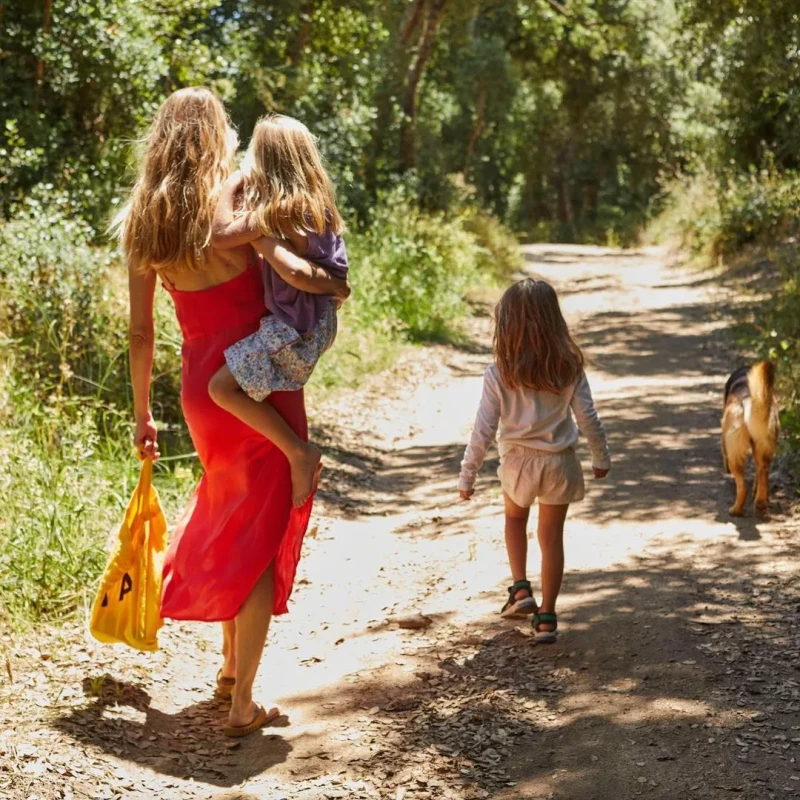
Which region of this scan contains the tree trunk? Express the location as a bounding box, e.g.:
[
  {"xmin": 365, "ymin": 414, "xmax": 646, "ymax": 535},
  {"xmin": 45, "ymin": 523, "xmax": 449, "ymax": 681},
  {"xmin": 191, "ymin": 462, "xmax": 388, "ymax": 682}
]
[
  {"xmin": 400, "ymin": 0, "xmax": 427, "ymax": 44},
  {"xmin": 556, "ymin": 137, "xmax": 578, "ymax": 239},
  {"xmin": 463, "ymin": 78, "xmax": 487, "ymax": 178},
  {"xmin": 583, "ymin": 180, "xmax": 599, "ymax": 222},
  {"xmin": 34, "ymin": 0, "xmax": 53, "ymax": 103},
  {"xmin": 288, "ymin": 3, "xmax": 313, "ymax": 68},
  {"xmin": 367, "ymin": 3, "xmax": 422, "ymax": 198},
  {"xmin": 400, "ymin": 0, "xmax": 449, "ymax": 172},
  {"xmin": 285, "ymin": 2, "xmax": 314, "ymax": 105}
]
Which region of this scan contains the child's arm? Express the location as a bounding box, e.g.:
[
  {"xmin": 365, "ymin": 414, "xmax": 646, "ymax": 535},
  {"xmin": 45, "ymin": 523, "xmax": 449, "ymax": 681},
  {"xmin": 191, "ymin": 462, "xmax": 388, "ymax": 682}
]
[
  {"xmin": 570, "ymin": 372, "xmax": 611, "ymax": 478},
  {"xmin": 210, "ymin": 171, "xmax": 261, "ymax": 250},
  {"xmin": 458, "ymin": 368, "xmax": 501, "ymax": 499},
  {"xmin": 253, "ymin": 236, "xmax": 351, "ymax": 301}
]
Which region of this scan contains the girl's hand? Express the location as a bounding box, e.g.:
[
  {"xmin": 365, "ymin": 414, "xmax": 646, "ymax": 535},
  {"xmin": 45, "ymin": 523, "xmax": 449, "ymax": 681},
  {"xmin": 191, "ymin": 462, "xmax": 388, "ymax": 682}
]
[
  {"xmin": 134, "ymin": 414, "xmax": 160, "ymax": 461},
  {"xmin": 593, "ymin": 467, "xmax": 609, "ymax": 479},
  {"xmin": 459, "ymin": 488, "xmax": 474, "ymax": 501},
  {"xmin": 227, "ymin": 169, "xmax": 245, "ymax": 190},
  {"xmin": 334, "ymin": 280, "xmax": 352, "ymax": 304}
]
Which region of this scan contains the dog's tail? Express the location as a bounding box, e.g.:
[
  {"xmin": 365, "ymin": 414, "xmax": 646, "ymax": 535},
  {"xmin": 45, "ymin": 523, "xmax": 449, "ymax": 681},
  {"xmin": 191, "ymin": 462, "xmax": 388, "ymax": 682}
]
[{"xmin": 747, "ymin": 360, "xmax": 776, "ymax": 431}]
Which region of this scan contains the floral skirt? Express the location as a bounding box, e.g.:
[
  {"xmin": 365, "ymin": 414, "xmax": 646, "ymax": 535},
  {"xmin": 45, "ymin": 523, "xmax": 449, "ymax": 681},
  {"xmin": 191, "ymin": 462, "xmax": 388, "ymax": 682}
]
[{"xmin": 224, "ymin": 302, "xmax": 337, "ymax": 402}]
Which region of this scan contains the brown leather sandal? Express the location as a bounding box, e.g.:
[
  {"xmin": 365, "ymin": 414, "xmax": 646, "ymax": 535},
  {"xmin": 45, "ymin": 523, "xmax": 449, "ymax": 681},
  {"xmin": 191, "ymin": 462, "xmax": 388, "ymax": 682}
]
[
  {"xmin": 215, "ymin": 669, "xmax": 235, "ymax": 699},
  {"xmin": 223, "ymin": 704, "xmax": 280, "ymax": 738}
]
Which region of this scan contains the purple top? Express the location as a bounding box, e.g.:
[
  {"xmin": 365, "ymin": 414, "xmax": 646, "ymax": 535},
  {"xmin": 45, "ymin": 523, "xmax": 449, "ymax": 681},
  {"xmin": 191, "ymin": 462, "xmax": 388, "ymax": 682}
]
[{"xmin": 260, "ymin": 226, "xmax": 349, "ymax": 334}]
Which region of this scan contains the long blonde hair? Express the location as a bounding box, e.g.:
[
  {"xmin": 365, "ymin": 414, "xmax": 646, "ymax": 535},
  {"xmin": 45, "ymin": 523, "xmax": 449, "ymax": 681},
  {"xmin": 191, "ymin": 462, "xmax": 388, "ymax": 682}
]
[
  {"xmin": 116, "ymin": 87, "xmax": 237, "ymax": 272},
  {"xmin": 242, "ymin": 114, "xmax": 343, "ymax": 238},
  {"xmin": 494, "ymin": 278, "xmax": 584, "ymax": 392}
]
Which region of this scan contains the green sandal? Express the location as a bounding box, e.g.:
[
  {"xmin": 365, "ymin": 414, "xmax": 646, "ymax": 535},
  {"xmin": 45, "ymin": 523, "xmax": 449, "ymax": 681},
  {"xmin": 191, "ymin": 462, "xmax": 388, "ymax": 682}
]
[
  {"xmin": 532, "ymin": 611, "xmax": 558, "ymax": 643},
  {"xmin": 501, "ymin": 580, "xmax": 538, "ymax": 619}
]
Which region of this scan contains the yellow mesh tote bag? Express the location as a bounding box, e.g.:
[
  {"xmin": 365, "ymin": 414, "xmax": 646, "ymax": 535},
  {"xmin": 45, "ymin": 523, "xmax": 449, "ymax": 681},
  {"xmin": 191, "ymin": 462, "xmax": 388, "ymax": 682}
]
[{"xmin": 89, "ymin": 458, "xmax": 167, "ymax": 651}]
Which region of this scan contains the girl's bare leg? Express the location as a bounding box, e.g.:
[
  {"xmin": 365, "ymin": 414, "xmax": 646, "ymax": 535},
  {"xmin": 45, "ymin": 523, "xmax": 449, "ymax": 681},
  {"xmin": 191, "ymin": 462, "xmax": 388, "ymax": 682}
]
[
  {"xmin": 537, "ymin": 503, "xmax": 569, "ymax": 631},
  {"xmin": 229, "ymin": 565, "xmax": 276, "ymax": 728},
  {"xmin": 209, "ymin": 365, "xmax": 321, "ymax": 507},
  {"xmin": 503, "ymin": 493, "xmax": 531, "ymax": 601}
]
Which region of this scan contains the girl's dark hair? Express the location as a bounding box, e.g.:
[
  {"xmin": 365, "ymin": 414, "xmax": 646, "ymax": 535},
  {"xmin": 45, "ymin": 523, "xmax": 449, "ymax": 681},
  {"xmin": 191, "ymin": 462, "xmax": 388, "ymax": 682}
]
[{"xmin": 494, "ymin": 278, "xmax": 584, "ymax": 392}]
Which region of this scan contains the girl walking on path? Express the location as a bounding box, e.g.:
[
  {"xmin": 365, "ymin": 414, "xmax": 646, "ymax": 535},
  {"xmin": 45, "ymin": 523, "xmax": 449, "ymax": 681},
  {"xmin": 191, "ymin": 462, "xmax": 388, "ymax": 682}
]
[
  {"xmin": 458, "ymin": 278, "xmax": 610, "ymax": 643},
  {"xmin": 119, "ymin": 88, "xmax": 348, "ymax": 736}
]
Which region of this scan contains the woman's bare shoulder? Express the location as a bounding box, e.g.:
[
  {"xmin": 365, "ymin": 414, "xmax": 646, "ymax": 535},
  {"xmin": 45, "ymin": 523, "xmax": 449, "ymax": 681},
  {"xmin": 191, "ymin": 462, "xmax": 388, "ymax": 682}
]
[{"xmin": 161, "ymin": 245, "xmax": 251, "ymax": 292}]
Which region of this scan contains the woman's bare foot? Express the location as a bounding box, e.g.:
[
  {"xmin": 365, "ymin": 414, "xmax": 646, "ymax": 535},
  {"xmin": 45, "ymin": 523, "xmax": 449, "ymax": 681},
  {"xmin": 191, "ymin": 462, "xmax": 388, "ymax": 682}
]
[
  {"xmin": 228, "ymin": 700, "xmax": 264, "ymax": 728},
  {"xmin": 224, "ymin": 701, "xmax": 280, "ymax": 736},
  {"xmin": 289, "ymin": 443, "xmax": 322, "ymax": 507}
]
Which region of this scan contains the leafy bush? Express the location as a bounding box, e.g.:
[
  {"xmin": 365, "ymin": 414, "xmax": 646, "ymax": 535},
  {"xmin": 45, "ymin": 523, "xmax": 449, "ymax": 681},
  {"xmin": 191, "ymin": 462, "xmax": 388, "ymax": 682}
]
[
  {"xmin": 462, "ymin": 209, "xmax": 522, "ymax": 281},
  {"xmin": 650, "ymin": 171, "xmax": 800, "ymax": 257},
  {"xmin": 0, "ymin": 202, "xmax": 194, "ymax": 623},
  {"xmin": 644, "ymin": 172, "xmax": 722, "ymax": 254},
  {"xmin": 715, "ymin": 173, "xmax": 800, "ymax": 255},
  {"xmin": 0, "ymin": 199, "xmax": 185, "ymax": 441},
  {"xmin": 349, "ymin": 196, "xmax": 483, "ymax": 339}
]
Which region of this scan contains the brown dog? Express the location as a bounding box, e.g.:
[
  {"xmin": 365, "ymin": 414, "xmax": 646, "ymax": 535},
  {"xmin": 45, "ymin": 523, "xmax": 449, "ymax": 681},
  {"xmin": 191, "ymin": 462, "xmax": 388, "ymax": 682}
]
[{"xmin": 722, "ymin": 361, "xmax": 780, "ymax": 516}]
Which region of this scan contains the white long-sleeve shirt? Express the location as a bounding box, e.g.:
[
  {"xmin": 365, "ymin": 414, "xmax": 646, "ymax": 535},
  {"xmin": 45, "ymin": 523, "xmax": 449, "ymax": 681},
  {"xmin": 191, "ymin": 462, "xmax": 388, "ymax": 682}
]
[{"xmin": 458, "ymin": 365, "xmax": 611, "ymax": 492}]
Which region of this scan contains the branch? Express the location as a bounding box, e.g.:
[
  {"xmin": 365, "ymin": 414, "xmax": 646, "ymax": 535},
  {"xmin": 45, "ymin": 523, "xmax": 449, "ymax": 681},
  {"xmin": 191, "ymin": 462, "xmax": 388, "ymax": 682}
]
[{"xmin": 401, "ymin": 0, "xmax": 427, "ymax": 44}]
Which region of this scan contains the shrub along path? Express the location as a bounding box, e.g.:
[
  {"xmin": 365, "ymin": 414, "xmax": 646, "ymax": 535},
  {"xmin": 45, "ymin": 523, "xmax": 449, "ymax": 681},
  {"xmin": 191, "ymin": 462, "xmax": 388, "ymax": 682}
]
[{"xmin": 2, "ymin": 245, "xmax": 799, "ymax": 800}]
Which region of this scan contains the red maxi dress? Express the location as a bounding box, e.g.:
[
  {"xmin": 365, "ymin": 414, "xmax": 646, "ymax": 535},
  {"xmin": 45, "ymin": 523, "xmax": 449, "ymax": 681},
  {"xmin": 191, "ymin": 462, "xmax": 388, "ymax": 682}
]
[{"xmin": 160, "ymin": 261, "xmax": 312, "ymax": 622}]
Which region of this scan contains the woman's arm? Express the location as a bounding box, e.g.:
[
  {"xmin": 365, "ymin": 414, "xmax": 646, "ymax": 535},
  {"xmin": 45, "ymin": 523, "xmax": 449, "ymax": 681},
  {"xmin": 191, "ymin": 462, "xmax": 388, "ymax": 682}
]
[
  {"xmin": 128, "ymin": 258, "xmax": 160, "ymax": 459},
  {"xmin": 253, "ymin": 236, "xmax": 351, "ymax": 301},
  {"xmin": 210, "ymin": 171, "xmax": 261, "ymax": 250}
]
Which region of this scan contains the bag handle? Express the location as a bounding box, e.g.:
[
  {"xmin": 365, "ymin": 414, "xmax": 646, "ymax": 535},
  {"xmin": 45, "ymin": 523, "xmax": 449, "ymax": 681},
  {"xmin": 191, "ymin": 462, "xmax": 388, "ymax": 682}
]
[{"xmin": 129, "ymin": 458, "xmax": 154, "ymax": 550}]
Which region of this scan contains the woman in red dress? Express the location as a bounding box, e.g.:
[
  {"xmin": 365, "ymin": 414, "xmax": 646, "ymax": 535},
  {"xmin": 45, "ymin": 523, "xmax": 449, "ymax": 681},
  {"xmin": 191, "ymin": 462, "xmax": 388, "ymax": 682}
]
[{"xmin": 119, "ymin": 88, "xmax": 348, "ymax": 737}]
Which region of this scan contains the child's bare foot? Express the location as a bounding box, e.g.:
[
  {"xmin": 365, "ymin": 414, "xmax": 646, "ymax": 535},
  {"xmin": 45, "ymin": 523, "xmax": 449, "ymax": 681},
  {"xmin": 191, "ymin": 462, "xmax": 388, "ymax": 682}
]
[{"xmin": 290, "ymin": 443, "xmax": 322, "ymax": 507}]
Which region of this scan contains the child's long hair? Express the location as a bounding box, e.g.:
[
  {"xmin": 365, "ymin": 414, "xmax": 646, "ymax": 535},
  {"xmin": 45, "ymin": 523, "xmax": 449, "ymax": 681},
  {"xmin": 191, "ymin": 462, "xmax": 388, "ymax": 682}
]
[
  {"xmin": 115, "ymin": 87, "xmax": 237, "ymax": 272},
  {"xmin": 242, "ymin": 114, "xmax": 344, "ymax": 238},
  {"xmin": 494, "ymin": 278, "xmax": 584, "ymax": 392}
]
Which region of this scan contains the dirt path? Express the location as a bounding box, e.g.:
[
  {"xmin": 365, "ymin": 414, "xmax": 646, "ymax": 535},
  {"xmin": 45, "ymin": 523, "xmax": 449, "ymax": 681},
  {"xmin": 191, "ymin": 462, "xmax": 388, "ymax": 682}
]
[{"xmin": 3, "ymin": 245, "xmax": 800, "ymax": 800}]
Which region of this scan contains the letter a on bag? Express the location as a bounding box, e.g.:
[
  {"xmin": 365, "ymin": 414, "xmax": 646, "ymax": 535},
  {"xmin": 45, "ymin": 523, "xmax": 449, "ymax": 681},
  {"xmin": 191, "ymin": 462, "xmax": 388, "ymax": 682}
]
[{"xmin": 90, "ymin": 458, "xmax": 167, "ymax": 651}]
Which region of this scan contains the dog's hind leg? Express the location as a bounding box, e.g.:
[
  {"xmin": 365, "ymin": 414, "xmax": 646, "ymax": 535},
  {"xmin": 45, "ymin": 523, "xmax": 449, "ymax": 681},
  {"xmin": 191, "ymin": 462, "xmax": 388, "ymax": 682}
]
[
  {"xmin": 754, "ymin": 446, "xmax": 772, "ymax": 517},
  {"xmin": 723, "ymin": 401, "xmax": 750, "ymax": 516},
  {"xmin": 729, "ymin": 460, "xmax": 748, "ymax": 516}
]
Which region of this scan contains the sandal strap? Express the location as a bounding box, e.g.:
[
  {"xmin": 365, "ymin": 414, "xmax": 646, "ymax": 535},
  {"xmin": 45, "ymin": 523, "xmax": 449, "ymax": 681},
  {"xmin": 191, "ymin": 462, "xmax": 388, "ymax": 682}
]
[
  {"xmin": 507, "ymin": 579, "xmax": 532, "ymax": 596},
  {"xmin": 501, "ymin": 580, "xmax": 534, "ymax": 614},
  {"xmin": 533, "ymin": 612, "xmax": 558, "ymax": 629}
]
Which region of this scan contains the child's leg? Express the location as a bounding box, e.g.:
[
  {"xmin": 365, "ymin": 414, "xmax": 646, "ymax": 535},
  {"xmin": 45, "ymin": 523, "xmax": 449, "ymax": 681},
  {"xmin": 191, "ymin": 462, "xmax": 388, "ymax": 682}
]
[
  {"xmin": 536, "ymin": 503, "xmax": 569, "ymax": 631},
  {"xmin": 208, "ymin": 365, "xmax": 321, "ymax": 508},
  {"xmin": 503, "ymin": 493, "xmax": 532, "ymax": 601}
]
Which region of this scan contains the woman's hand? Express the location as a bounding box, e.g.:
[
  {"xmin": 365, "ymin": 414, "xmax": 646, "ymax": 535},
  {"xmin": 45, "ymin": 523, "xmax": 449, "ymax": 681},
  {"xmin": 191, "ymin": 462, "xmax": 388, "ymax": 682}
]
[{"xmin": 134, "ymin": 413, "xmax": 160, "ymax": 461}]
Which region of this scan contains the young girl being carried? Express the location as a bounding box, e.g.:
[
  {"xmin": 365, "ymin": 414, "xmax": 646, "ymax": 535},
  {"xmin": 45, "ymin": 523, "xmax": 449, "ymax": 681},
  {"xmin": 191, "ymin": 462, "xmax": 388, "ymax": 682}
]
[
  {"xmin": 210, "ymin": 114, "xmax": 349, "ymax": 507},
  {"xmin": 458, "ymin": 278, "xmax": 610, "ymax": 643}
]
